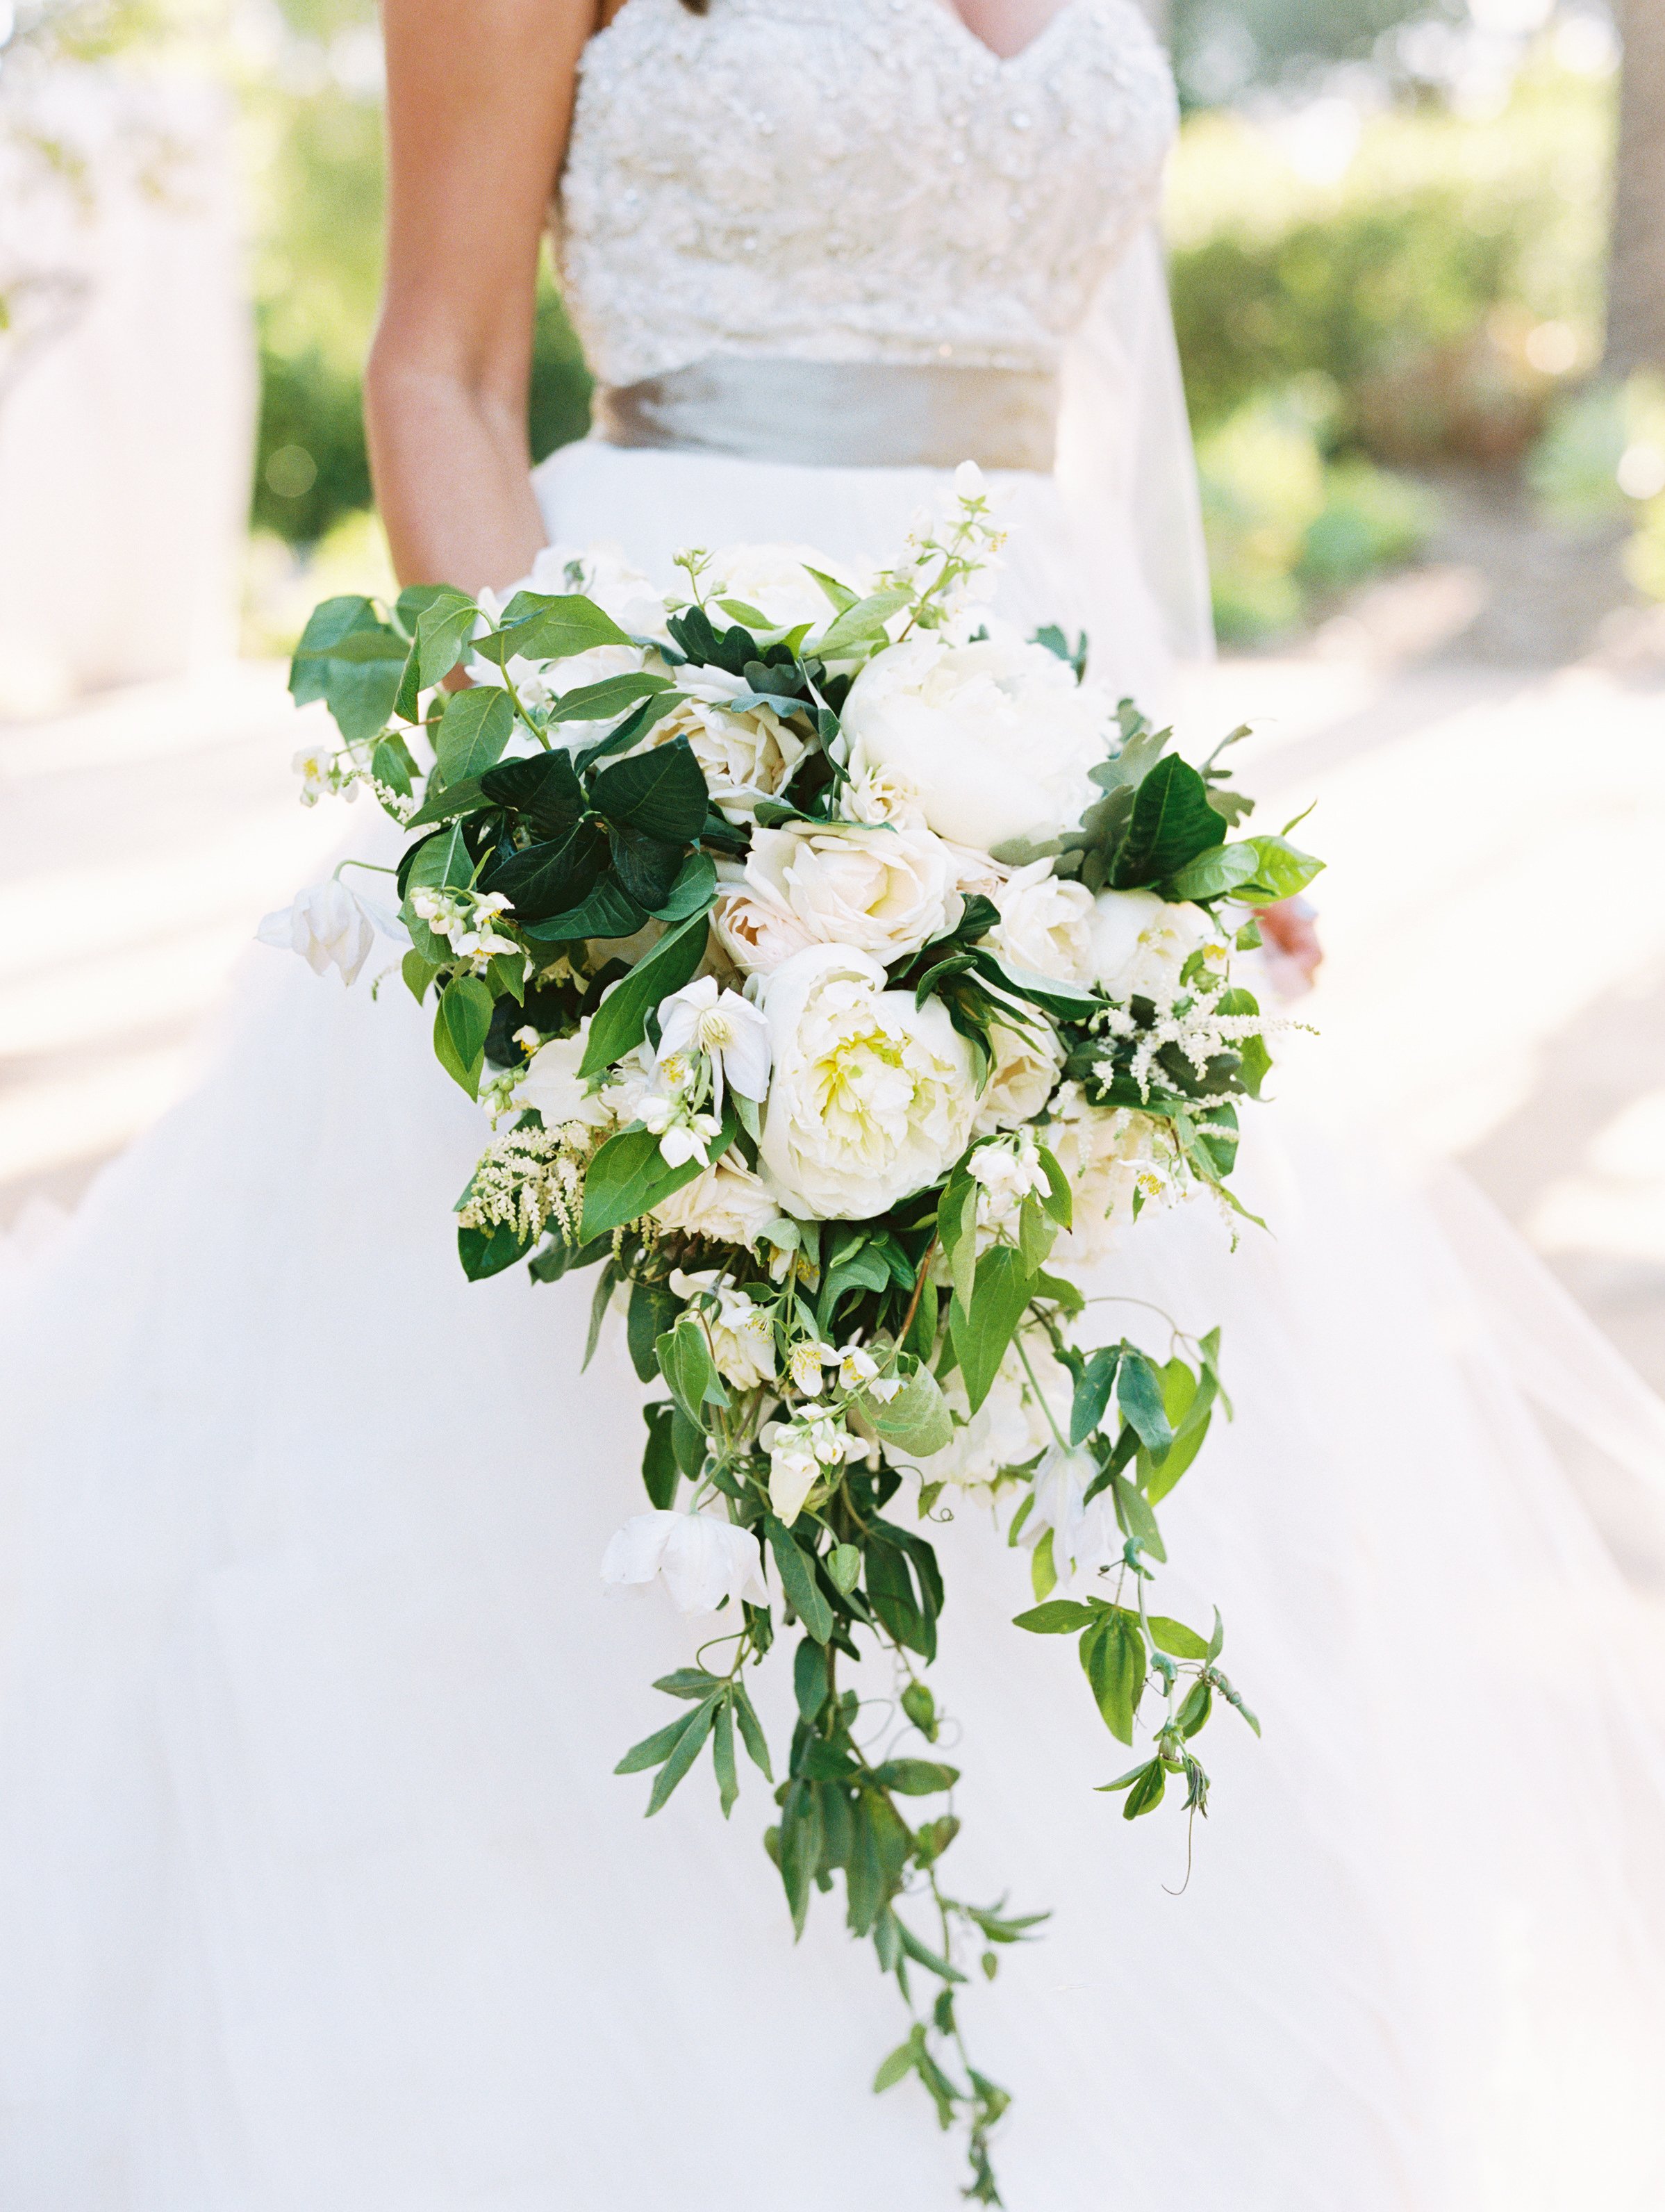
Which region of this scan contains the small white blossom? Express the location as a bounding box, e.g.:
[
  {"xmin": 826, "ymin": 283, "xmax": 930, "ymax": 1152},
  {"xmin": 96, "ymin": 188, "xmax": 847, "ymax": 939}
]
[
  {"xmin": 968, "ymin": 1128, "xmax": 1052, "ymax": 1233},
  {"xmin": 638, "ymin": 1093, "xmax": 723, "ymax": 1169},
  {"xmin": 787, "ymin": 1339, "xmax": 838, "ymax": 1396},
  {"xmin": 668, "ymin": 1271, "xmax": 778, "ymax": 1390},
  {"xmin": 656, "ymin": 975, "xmax": 772, "ymax": 1115},
  {"xmin": 764, "ymin": 1412, "xmax": 864, "ymax": 1524},
  {"xmin": 291, "ymin": 742, "xmax": 335, "ymax": 807}
]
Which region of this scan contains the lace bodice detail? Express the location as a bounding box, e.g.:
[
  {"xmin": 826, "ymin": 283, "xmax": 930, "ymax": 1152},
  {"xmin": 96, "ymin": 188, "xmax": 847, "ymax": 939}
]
[{"xmin": 558, "ymin": 0, "xmax": 1177, "ymax": 388}]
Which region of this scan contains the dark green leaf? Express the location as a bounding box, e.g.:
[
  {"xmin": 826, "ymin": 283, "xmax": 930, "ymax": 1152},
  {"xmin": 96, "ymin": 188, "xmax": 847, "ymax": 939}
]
[
  {"xmin": 481, "ymin": 819, "xmax": 607, "ymax": 923},
  {"xmin": 649, "ymin": 848, "xmax": 718, "ymax": 923},
  {"xmin": 1112, "ymin": 757, "xmax": 1227, "ymax": 889},
  {"xmin": 640, "ymin": 1401, "xmax": 680, "ymax": 1509},
  {"xmin": 517, "ymin": 875, "xmax": 648, "ymax": 943},
  {"xmin": 579, "ymin": 906, "xmax": 711, "ymax": 1077},
  {"xmin": 1069, "ymin": 1344, "xmax": 1120, "ymax": 1446},
  {"xmin": 1117, "ymin": 1347, "xmax": 1175, "ymax": 1458},
  {"xmin": 456, "ymin": 1219, "xmax": 532, "ymax": 1282},
  {"xmin": 433, "ymin": 973, "xmax": 493, "ymax": 1096},
  {"xmin": 712, "ymin": 1697, "xmax": 739, "ymax": 1818},
  {"xmin": 628, "ymin": 1280, "xmax": 682, "ymax": 1383},
  {"xmin": 766, "ymin": 1517, "xmax": 834, "ymax": 1644},
  {"xmin": 583, "ymin": 1257, "xmax": 619, "ymax": 1371},
  {"xmin": 645, "ymin": 1697, "xmax": 718, "ymax": 1815},
  {"xmin": 609, "ymin": 826, "xmax": 686, "ymax": 912},
  {"xmin": 590, "ymin": 734, "xmax": 710, "ymax": 842},
  {"xmin": 732, "ymin": 1681, "xmax": 773, "ymax": 1780},
  {"xmin": 615, "ymin": 1715, "xmax": 693, "ymax": 1774},
  {"xmin": 480, "ymin": 749, "xmax": 586, "ymax": 836}
]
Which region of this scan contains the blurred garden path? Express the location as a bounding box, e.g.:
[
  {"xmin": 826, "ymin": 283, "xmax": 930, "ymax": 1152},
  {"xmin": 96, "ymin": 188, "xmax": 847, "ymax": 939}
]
[{"xmin": 3, "ymin": 606, "xmax": 1664, "ymax": 1400}]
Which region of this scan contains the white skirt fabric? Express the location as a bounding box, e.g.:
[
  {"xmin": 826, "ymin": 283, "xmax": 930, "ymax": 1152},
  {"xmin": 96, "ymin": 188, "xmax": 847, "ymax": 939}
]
[{"xmin": 0, "ymin": 436, "xmax": 1662, "ymax": 2211}]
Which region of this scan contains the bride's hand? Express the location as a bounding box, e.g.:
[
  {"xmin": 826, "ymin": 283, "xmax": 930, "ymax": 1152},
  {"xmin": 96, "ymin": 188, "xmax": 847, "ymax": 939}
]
[{"xmin": 1256, "ymin": 898, "xmax": 1323, "ymax": 996}]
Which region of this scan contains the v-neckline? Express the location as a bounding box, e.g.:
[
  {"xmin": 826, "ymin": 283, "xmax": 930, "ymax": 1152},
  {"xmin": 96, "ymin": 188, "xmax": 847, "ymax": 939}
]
[{"xmin": 917, "ymin": 0, "xmax": 1083, "ymax": 69}]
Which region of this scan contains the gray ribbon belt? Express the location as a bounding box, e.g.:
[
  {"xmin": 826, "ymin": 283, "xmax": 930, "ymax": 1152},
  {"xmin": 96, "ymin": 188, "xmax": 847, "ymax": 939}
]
[{"xmin": 593, "ymin": 356, "xmax": 1058, "ymax": 473}]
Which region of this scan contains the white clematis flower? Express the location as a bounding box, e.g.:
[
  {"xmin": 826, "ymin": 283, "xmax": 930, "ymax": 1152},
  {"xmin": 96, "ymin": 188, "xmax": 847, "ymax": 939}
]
[
  {"xmin": 517, "ymin": 1022, "xmax": 614, "ymax": 1133},
  {"xmin": 256, "ymin": 878, "xmax": 402, "ymax": 985},
  {"xmin": 655, "ymin": 976, "xmax": 772, "ymax": 1116},
  {"xmin": 601, "ymin": 1508, "xmax": 769, "ymax": 1615},
  {"xmin": 1019, "ymin": 1442, "xmax": 1122, "ymax": 1591}
]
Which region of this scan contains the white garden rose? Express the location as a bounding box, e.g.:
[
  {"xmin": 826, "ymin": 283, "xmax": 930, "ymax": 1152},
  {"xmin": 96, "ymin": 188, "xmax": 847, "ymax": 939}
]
[
  {"xmin": 1090, "ymin": 891, "xmax": 1231, "ymax": 1002},
  {"xmin": 651, "ymin": 1153, "xmax": 781, "ymax": 1249},
  {"xmin": 989, "ymin": 859, "xmax": 1096, "ymax": 984},
  {"xmin": 522, "ymin": 540, "xmax": 672, "ymax": 640},
  {"xmin": 627, "ymin": 696, "xmax": 808, "ymax": 823},
  {"xmin": 839, "ymin": 762, "xmax": 927, "ymax": 829},
  {"xmin": 717, "ymin": 822, "xmax": 961, "ymax": 977},
  {"xmin": 973, "ymin": 1018, "xmax": 1065, "ymax": 1136},
  {"xmin": 1043, "ymin": 1082, "xmax": 1176, "ymax": 1264},
  {"xmin": 752, "ymin": 943, "xmax": 977, "ymax": 1220},
  {"xmin": 706, "ymin": 543, "xmax": 868, "ymax": 635},
  {"xmin": 842, "ymin": 630, "xmax": 1107, "ymax": 855}
]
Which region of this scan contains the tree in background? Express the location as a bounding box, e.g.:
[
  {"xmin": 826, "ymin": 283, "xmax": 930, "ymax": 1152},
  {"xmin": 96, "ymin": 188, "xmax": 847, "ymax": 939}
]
[{"xmin": 1606, "ymin": 0, "xmax": 1665, "ymax": 373}]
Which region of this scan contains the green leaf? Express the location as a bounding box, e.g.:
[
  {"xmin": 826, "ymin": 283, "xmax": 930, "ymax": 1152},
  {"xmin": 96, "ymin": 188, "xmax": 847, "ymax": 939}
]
[
  {"xmin": 645, "ymin": 1697, "xmax": 718, "ymax": 1815},
  {"xmin": 827, "ymin": 1542, "xmax": 862, "ymax": 1594},
  {"xmin": 1069, "ymin": 1344, "xmax": 1120, "ymax": 1446},
  {"xmin": 480, "ymin": 749, "xmax": 586, "ymax": 836},
  {"xmin": 1111, "ymin": 1471, "xmax": 1166, "ymax": 1562},
  {"xmin": 547, "ymin": 670, "xmax": 674, "ymax": 722},
  {"xmin": 405, "ymin": 821, "xmax": 474, "ymax": 894},
  {"xmin": 1011, "ymin": 1600, "xmax": 1097, "ymax": 1634},
  {"xmin": 648, "ymin": 848, "xmax": 718, "ymax": 924},
  {"xmin": 949, "ymin": 1246, "xmax": 1036, "ymax": 1416},
  {"xmin": 609, "ymin": 826, "xmax": 685, "ymax": 913},
  {"xmin": 289, "ymin": 595, "xmax": 408, "ymax": 744},
  {"xmin": 873, "ymin": 2041, "xmax": 918, "ymax": 2095},
  {"xmin": 1111, "ymin": 757, "xmax": 1226, "ymax": 889},
  {"xmin": 1082, "ymin": 1612, "xmax": 1146, "ymax": 1744},
  {"xmin": 1121, "ymin": 1758, "xmax": 1167, "ymax": 1819},
  {"xmin": 627, "ymin": 1279, "xmax": 682, "ymax": 1383},
  {"xmin": 434, "ymin": 684, "xmax": 515, "ymax": 784},
  {"xmin": 1116, "ymin": 1347, "xmax": 1174, "ymax": 1458},
  {"xmin": 1036, "ymin": 1145, "xmax": 1072, "ymax": 1228},
  {"xmin": 433, "ymin": 973, "xmax": 493, "ymax": 1096},
  {"xmin": 482, "ymin": 819, "xmax": 608, "ymax": 924},
  {"xmin": 583, "ymin": 1258, "xmax": 619, "ymax": 1371},
  {"xmin": 652, "ymin": 1667, "xmax": 721, "ymax": 1701},
  {"xmin": 415, "ymin": 587, "xmax": 479, "ymax": 689},
  {"xmin": 1148, "ymin": 1614, "xmax": 1211, "ymax": 1662},
  {"xmin": 812, "ymin": 587, "xmax": 912, "ymax": 657},
  {"xmin": 580, "ymin": 1123, "xmax": 713, "ymax": 1239},
  {"xmin": 867, "ymin": 1758, "xmax": 960, "ymax": 1796},
  {"xmin": 865, "ymin": 1362, "xmax": 954, "ymax": 1459},
  {"xmin": 579, "ymin": 906, "xmax": 711, "ymax": 1078},
  {"xmin": 615, "ymin": 1715, "xmax": 693, "ymax": 1774},
  {"xmin": 456, "ymin": 1219, "xmax": 532, "ymax": 1281},
  {"xmin": 401, "ymin": 948, "xmax": 440, "ymax": 1003},
  {"xmin": 640, "ymin": 1401, "xmax": 680, "ymax": 1509},
  {"xmin": 731, "ymin": 1682, "xmax": 773, "ymax": 1780},
  {"xmin": 765, "ymin": 1517, "xmax": 834, "ymax": 1644},
  {"xmin": 589, "ymin": 734, "xmax": 709, "ymax": 842},
  {"xmin": 1238, "ymin": 833, "xmax": 1324, "ymax": 906},
  {"xmin": 893, "ymin": 1916, "xmax": 968, "ymax": 1984},
  {"xmin": 484, "ymin": 592, "xmax": 631, "ymax": 664},
  {"xmin": 518, "ymin": 876, "xmax": 648, "ymax": 943},
  {"xmin": 1166, "ymin": 841, "xmax": 1261, "ymax": 902},
  {"xmin": 712, "ymin": 1697, "xmax": 739, "ymax": 1818},
  {"xmin": 656, "ymin": 1315, "xmax": 727, "ymax": 1419}
]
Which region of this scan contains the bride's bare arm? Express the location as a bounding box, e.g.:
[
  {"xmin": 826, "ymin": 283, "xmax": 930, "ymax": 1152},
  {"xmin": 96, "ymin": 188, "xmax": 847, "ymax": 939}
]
[{"xmin": 366, "ymin": 0, "xmax": 596, "ymax": 595}]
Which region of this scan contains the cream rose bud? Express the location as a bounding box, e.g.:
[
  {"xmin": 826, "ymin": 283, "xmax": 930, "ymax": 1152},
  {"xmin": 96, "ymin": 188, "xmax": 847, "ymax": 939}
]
[
  {"xmin": 974, "ymin": 1018, "xmax": 1064, "ymax": 1136},
  {"xmin": 718, "ymin": 822, "xmax": 961, "ymax": 977},
  {"xmin": 652, "ymin": 1153, "xmax": 781, "ymax": 1248},
  {"xmin": 841, "ymin": 631, "xmax": 1107, "ymax": 855},
  {"xmin": 753, "ymin": 943, "xmax": 977, "ymax": 1221},
  {"xmin": 706, "ymin": 542, "xmax": 867, "ymax": 634},
  {"xmin": 990, "ymin": 859, "xmax": 1097, "ymax": 984},
  {"xmin": 628, "ymin": 697, "xmax": 807, "ymax": 824},
  {"xmin": 517, "ymin": 1023, "xmax": 613, "ymax": 1131},
  {"xmin": 1090, "ymin": 890, "xmax": 1229, "ymax": 1002},
  {"xmin": 601, "ymin": 1508, "xmax": 769, "ymax": 1615}
]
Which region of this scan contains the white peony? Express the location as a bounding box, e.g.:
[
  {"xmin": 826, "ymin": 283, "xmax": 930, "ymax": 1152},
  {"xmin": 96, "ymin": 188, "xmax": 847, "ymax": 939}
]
[
  {"xmin": 651, "ymin": 1153, "xmax": 781, "ymax": 1248},
  {"xmin": 974, "ymin": 1018, "xmax": 1064, "ymax": 1137},
  {"xmin": 626, "ymin": 695, "xmax": 808, "ymax": 824},
  {"xmin": 990, "ymin": 859, "xmax": 1097, "ymax": 984},
  {"xmin": 717, "ymin": 822, "xmax": 961, "ymax": 977},
  {"xmin": 601, "ymin": 1508, "xmax": 769, "ymax": 1615},
  {"xmin": 1090, "ymin": 891, "xmax": 1231, "ymax": 1002},
  {"xmin": 841, "ymin": 630, "xmax": 1107, "ymax": 855},
  {"xmin": 706, "ymin": 543, "xmax": 868, "ymax": 636},
  {"xmin": 256, "ymin": 878, "xmax": 401, "ymax": 985},
  {"xmin": 752, "ymin": 943, "xmax": 977, "ymax": 1221},
  {"xmin": 1043, "ymin": 1082, "xmax": 1175, "ymax": 1264},
  {"xmin": 517, "ymin": 1023, "xmax": 613, "ymax": 1132}
]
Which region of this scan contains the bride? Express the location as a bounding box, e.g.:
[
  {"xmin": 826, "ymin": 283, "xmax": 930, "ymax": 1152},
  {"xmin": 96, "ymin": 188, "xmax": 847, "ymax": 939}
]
[{"xmin": 3, "ymin": 1, "xmax": 1664, "ymax": 2205}]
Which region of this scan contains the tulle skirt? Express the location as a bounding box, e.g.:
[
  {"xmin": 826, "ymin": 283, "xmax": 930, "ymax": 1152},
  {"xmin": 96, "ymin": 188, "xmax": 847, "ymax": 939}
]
[{"xmin": 0, "ymin": 436, "xmax": 1662, "ymax": 2210}]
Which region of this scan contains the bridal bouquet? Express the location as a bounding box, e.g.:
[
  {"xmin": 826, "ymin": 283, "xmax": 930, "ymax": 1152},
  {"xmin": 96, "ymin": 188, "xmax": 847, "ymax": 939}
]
[{"xmin": 267, "ymin": 471, "xmax": 1319, "ymax": 2199}]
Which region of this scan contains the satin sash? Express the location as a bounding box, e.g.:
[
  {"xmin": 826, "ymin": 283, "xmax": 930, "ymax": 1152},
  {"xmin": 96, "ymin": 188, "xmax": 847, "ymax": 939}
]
[{"xmin": 593, "ymin": 356, "xmax": 1059, "ymax": 472}]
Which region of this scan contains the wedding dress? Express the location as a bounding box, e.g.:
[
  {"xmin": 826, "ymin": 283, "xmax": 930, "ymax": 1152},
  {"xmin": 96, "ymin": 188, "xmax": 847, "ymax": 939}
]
[{"xmin": 3, "ymin": 3, "xmax": 1664, "ymax": 2206}]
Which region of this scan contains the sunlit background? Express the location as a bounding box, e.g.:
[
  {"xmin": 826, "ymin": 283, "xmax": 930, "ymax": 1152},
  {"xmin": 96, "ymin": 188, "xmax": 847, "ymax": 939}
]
[{"xmin": 1, "ymin": 0, "xmax": 1662, "ymax": 1399}]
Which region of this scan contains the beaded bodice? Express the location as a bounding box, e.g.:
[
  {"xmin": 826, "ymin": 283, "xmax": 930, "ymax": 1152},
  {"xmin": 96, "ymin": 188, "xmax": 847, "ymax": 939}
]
[{"xmin": 557, "ymin": 0, "xmax": 1177, "ymax": 389}]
